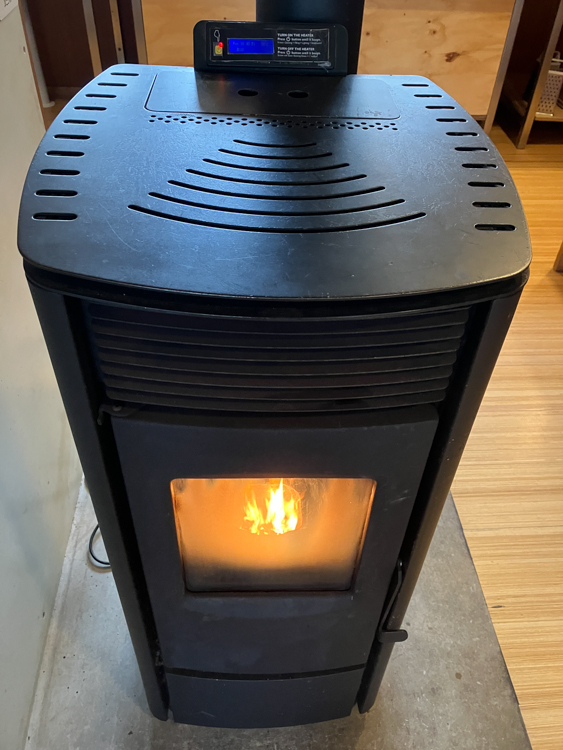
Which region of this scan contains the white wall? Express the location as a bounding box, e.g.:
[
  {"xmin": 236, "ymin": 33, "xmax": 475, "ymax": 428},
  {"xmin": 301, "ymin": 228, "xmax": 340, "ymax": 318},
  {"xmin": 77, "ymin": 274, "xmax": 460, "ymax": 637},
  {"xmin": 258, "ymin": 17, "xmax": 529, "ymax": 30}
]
[{"xmin": 0, "ymin": 8, "xmax": 82, "ymax": 750}]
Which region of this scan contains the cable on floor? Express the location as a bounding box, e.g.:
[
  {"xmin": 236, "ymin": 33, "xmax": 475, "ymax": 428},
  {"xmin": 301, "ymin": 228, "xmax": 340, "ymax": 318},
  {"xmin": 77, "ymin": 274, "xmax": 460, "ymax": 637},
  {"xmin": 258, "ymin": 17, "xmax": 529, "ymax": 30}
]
[{"xmin": 88, "ymin": 524, "xmax": 111, "ymax": 568}]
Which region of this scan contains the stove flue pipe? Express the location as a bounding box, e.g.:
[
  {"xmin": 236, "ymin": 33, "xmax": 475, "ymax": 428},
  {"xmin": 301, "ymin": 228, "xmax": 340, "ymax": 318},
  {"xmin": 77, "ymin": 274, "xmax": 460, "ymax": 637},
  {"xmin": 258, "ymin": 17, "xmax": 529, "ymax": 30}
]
[{"xmin": 255, "ymin": 0, "xmax": 365, "ymax": 74}]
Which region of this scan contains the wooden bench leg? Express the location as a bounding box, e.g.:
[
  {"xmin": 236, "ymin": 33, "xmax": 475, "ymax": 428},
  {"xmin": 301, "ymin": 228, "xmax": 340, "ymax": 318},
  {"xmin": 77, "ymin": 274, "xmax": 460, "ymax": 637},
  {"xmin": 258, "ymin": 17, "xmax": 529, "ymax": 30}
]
[{"xmin": 554, "ymin": 241, "xmax": 563, "ymax": 272}]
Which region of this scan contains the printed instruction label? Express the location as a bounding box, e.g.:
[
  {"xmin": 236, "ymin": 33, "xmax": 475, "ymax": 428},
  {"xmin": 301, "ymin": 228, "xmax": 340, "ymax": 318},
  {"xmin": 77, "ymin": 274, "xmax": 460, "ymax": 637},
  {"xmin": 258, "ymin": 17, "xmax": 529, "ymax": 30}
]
[{"xmin": 276, "ymin": 29, "xmax": 329, "ymax": 61}]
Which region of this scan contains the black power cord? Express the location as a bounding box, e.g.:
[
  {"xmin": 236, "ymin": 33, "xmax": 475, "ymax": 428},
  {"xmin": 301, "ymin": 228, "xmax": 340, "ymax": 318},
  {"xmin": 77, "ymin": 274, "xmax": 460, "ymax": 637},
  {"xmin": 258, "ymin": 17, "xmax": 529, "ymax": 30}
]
[{"xmin": 88, "ymin": 524, "xmax": 111, "ymax": 568}]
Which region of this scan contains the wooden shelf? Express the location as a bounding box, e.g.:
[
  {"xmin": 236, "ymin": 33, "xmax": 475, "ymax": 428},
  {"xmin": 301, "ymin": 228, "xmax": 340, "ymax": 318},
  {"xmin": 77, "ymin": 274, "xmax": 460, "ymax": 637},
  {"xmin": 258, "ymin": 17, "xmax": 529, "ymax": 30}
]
[{"xmin": 536, "ymin": 103, "xmax": 563, "ymax": 120}]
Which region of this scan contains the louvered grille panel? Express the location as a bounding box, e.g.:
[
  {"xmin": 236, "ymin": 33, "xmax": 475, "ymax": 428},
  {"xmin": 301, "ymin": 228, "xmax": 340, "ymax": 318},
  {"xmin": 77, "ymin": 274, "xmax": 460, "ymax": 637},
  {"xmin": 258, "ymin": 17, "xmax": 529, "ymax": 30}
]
[{"xmin": 86, "ymin": 302, "xmax": 469, "ymax": 414}]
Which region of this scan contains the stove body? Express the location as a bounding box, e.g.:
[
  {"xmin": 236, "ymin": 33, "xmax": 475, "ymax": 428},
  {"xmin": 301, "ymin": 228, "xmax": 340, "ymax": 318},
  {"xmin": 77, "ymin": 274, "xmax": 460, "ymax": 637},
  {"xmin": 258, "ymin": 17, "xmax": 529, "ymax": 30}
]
[{"xmin": 18, "ymin": 64, "xmax": 530, "ymax": 728}]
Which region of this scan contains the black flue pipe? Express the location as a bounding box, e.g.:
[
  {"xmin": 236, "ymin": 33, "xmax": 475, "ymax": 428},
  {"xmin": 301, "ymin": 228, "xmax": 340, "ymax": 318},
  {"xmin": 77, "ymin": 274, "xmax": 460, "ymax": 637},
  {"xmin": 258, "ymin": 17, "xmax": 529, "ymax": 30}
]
[{"xmin": 256, "ymin": 0, "xmax": 365, "ymax": 74}]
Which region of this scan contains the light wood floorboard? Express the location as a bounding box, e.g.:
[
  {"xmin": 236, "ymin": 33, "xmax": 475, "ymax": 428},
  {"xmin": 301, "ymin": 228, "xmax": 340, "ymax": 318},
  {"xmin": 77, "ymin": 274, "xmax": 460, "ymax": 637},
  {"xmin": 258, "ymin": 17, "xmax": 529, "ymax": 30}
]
[{"xmin": 452, "ymin": 125, "xmax": 563, "ymax": 750}]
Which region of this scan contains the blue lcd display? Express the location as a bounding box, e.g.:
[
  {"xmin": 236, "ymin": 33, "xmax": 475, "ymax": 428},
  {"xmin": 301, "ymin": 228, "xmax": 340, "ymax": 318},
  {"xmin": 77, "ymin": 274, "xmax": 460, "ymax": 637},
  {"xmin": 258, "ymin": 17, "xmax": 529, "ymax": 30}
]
[{"xmin": 228, "ymin": 38, "xmax": 275, "ymax": 55}]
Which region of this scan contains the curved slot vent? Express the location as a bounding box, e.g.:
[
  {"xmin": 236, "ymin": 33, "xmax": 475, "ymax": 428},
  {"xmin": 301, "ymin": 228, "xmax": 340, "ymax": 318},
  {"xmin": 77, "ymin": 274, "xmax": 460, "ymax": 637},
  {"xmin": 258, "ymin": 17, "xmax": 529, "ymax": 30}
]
[
  {"xmin": 473, "ymin": 201, "xmax": 511, "ymax": 208},
  {"xmin": 98, "ymin": 82, "xmax": 127, "ymax": 87},
  {"xmin": 475, "ymin": 224, "xmax": 516, "ymax": 231},
  {"xmin": 186, "ymin": 168, "xmax": 366, "ymax": 187},
  {"xmin": 85, "ymin": 93, "xmax": 116, "ymax": 99},
  {"xmin": 202, "ymin": 158, "xmax": 349, "ymax": 173},
  {"xmin": 90, "ymin": 303, "xmax": 468, "ymax": 334},
  {"xmin": 93, "ymin": 323, "xmax": 464, "ymax": 351},
  {"xmin": 402, "ymin": 83, "xmax": 429, "ymax": 87},
  {"xmin": 35, "ymin": 189, "xmax": 77, "ymax": 196},
  {"xmin": 111, "ymin": 71, "xmax": 139, "ymax": 76},
  {"xmin": 446, "ymin": 132, "xmax": 478, "ymax": 137},
  {"xmin": 185, "ymin": 143, "xmax": 381, "ymax": 194},
  {"xmin": 426, "ymin": 106, "xmax": 455, "ymax": 110},
  {"xmin": 158, "ymin": 144, "xmax": 408, "ymax": 223},
  {"xmin": 234, "ymin": 139, "xmax": 317, "ymax": 148},
  {"xmin": 39, "ymin": 169, "xmax": 80, "ymax": 176},
  {"xmin": 462, "ymin": 163, "xmax": 497, "ymax": 169},
  {"xmin": 128, "ymin": 205, "xmax": 426, "ymax": 234},
  {"xmin": 54, "ymin": 134, "xmax": 90, "ymax": 140},
  {"xmin": 436, "ymin": 118, "xmax": 467, "ymax": 122},
  {"xmin": 104, "ymin": 388, "xmax": 446, "ymax": 413},
  {"xmin": 468, "ymin": 181, "xmax": 505, "ymax": 188},
  {"xmin": 168, "ymin": 179, "xmax": 385, "ymax": 201},
  {"xmin": 33, "ymin": 212, "xmax": 77, "ymax": 221},
  {"xmin": 104, "ymin": 380, "xmax": 449, "ymax": 409},
  {"xmin": 46, "ymin": 150, "xmax": 84, "ymax": 157},
  {"xmin": 74, "ymin": 105, "xmax": 106, "ymax": 111},
  {"xmin": 101, "ymin": 365, "xmax": 453, "ymax": 391},
  {"xmin": 455, "ymin": 147, "xmax": 488, "ymax": 152},
  {"xmin": 218, "ymin": 149, "xmax": 333, "ymax": 160},
  {"xmin": 414, "ymin": 94, "xmax": 442, "ymax": 98},
  {"xmin": 63, "ymin": 119, "xmax": 97, "ymax": 125},
  {"xmin": 86, "ymin": 303, "xmax": 468, "ymax": 415},
  {"xmin": 148, "ymin": 191, "xmax": 406, "ymax": 218}
]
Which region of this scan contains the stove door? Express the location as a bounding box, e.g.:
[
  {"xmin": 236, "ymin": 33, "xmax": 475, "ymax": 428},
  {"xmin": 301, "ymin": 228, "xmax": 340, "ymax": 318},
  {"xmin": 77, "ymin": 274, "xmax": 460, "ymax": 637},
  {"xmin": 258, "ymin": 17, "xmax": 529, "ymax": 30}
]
[{"xmin": 113, "ymin": 408, "xmax": 437, "ymax": 677}]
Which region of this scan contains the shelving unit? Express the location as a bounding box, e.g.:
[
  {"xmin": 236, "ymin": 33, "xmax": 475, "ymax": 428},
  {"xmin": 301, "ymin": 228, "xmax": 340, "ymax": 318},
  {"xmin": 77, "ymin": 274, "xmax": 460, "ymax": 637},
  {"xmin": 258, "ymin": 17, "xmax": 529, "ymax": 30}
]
[
  {"xmin": 486, "ymin": 0, "xmax": 563, "ymax": 147},
  {"xmin": 536, "ymin": 103, "xmax": 563, "ymax": 121}
]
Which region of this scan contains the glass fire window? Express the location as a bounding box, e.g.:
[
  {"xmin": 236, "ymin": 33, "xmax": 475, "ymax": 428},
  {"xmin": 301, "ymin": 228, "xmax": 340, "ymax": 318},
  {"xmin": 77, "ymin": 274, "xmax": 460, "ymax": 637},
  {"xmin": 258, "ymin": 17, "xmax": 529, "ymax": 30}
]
[{"xmin": 171, "ymin": 478, "xmax": 376, "ymax": 592}]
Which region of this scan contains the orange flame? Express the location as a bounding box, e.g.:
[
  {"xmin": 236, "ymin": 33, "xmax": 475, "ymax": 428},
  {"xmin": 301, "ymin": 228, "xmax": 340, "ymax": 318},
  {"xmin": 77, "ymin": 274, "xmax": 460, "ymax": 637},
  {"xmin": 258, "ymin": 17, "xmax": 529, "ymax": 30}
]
[{"xmin": 243, "ymin": 479, "xmax": 302, "ymax": 535}]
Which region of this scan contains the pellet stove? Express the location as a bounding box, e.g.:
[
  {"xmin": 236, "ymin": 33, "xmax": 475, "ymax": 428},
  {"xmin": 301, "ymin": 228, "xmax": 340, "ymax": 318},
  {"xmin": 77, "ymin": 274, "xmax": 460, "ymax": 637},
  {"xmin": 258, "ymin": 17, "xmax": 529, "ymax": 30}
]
[{"xmin": 18, "ymin": 7, "xmax": 530, "ymax": 730}]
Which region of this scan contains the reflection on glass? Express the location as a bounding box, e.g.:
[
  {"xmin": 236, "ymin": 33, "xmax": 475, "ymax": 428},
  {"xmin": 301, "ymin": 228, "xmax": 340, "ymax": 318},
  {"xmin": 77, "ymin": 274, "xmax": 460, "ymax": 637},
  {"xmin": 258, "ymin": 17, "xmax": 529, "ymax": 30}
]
[{"xmin": 171, "ymin": 477, "xmax": 376, "ymax": 592}]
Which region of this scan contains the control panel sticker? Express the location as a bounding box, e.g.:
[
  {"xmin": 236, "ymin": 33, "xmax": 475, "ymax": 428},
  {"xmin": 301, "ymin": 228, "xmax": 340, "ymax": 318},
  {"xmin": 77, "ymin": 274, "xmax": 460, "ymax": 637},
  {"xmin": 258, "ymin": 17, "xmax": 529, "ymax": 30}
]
[
  {"xmin": 194, "ymin": 20, "xmax": 348, "ymax": 75},
  {"xmin": 276, "ymin": 29, "xmax": 329, "ymax": 62}
]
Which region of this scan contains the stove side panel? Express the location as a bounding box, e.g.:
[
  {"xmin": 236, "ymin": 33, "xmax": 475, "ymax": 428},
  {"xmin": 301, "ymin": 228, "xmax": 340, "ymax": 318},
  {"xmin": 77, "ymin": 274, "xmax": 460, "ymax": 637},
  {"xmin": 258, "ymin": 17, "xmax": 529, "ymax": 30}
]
[{"xmin": 27, "ymin": 281, "xmax": 169, "ymax": 720}]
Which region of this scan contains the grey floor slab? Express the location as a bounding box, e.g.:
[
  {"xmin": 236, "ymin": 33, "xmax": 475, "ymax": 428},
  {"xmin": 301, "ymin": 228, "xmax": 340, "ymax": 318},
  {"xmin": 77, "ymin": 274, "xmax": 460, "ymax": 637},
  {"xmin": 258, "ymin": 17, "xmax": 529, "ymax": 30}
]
[{"xmin": 26, "ymin": 486, "xmax": 532, "ymax": 750}]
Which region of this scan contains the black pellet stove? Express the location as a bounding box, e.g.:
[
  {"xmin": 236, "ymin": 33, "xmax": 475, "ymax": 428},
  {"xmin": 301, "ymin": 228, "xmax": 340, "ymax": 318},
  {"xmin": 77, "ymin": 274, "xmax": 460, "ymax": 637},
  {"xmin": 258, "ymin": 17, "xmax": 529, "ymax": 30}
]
[{"xmin": 18, "ymin": 6, "xmax": 530, "ymax": 730}]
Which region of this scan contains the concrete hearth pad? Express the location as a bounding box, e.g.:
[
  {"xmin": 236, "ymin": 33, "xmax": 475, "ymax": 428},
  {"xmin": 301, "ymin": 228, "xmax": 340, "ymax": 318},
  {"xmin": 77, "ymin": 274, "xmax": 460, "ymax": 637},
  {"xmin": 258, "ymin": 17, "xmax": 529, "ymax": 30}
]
[{"xmin": 26, "ymin": 486, "xmax": 531, "ymax": 750}]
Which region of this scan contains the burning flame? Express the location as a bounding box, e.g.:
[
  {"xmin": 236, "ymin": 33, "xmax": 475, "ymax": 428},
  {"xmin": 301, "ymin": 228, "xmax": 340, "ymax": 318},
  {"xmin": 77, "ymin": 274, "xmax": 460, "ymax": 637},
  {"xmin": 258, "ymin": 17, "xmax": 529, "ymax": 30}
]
[{"xmin": 243, "ymin": 479, "xmax": 302, "ymax": 535}]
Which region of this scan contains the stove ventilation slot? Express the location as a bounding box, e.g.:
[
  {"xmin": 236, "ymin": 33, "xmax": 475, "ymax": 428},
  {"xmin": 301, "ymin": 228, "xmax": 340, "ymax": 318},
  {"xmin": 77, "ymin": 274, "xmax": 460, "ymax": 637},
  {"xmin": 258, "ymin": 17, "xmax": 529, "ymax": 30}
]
[
  {"xmin": 475, "ymin": 224, "xmax": 516, "ymax": 231},
  {"xmin": 455, "ymin": 147, "xmax": 488, "ymax": 152},
  {"xmin": 46, "ymin": 150, "xmax": 84, "ymax": 157},
  {"xmin": 35, "ymin": 189, "xmax": 77, "ymax": 196},
  {"xmin": 86, "ymin": 303, "xmax": 469, "ymax": 415},
  {"xmin": 33, "ymin": 212, "xmax": 77, "ymax": 221},
  {"xmin": 39, "ymin": 169, "xmax": 80, "ymax": 176},
  {"xmin": 468, "ymin": 181, "xmax": 505, "ymax": 188},
  {"xmin": 53, "ymin": 134, "xmax": 90, "ymax": 140}
]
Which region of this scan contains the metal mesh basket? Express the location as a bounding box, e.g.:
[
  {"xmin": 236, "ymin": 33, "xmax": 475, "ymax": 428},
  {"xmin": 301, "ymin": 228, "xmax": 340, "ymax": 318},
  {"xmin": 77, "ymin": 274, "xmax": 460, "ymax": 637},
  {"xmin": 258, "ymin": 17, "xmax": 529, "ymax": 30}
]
[{"xmin": 538, "ymin": 62, "xmax": 563, "ymax": 115}]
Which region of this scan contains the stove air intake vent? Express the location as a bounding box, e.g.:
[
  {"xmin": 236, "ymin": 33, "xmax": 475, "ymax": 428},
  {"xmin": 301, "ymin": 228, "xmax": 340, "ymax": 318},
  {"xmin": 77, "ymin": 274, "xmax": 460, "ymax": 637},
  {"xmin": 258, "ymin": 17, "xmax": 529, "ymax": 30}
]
[{"xmin": 86, "ymin": 302, "xmax": 468, "ymax": 415}]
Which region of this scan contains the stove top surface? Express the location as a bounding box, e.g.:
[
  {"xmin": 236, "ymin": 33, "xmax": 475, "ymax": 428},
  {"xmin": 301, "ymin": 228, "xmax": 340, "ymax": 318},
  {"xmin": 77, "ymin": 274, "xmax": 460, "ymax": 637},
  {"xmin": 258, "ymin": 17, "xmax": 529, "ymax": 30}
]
[{"xmin": 19, "ymin": 65, "xmax": 531, "ymax": 300}]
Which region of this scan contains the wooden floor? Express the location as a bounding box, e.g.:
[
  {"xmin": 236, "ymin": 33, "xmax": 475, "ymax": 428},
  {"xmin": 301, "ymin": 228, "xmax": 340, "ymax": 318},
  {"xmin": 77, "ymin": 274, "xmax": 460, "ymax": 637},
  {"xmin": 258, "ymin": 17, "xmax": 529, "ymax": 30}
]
[{"xmin": 453, "ymin": 126, "xmax": 563, "ymax": 750}]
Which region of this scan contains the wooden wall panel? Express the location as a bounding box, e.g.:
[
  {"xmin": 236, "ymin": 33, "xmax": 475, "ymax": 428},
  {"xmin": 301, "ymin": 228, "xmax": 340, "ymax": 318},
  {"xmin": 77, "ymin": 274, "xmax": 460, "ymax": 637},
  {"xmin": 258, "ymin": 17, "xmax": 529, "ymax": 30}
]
[
  {"xmin": 359, "ymin": 9, "xmax": 513, "ymax": 116},
  {"xmin": 143, "ymin": 1, "xmax": 255, "ymax": 69},
  {"xmin": 142, "ymin": 0, "xmax": 515, "ymax": 116}
]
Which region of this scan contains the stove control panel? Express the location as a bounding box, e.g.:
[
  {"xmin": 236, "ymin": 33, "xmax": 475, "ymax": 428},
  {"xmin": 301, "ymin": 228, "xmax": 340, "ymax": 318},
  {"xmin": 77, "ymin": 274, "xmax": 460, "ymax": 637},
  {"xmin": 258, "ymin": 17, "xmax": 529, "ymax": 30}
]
[{"xmin": 194, "ymin": 21, "xmax": 348, "ymax": 75}]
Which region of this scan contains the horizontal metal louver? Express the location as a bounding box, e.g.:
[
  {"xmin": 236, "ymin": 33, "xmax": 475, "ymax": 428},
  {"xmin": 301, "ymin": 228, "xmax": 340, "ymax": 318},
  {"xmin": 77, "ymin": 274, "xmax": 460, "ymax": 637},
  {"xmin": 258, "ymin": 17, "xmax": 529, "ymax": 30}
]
[{"xmin": 85, "ymin": 302, "xmax": 468, "ymax": 415}]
